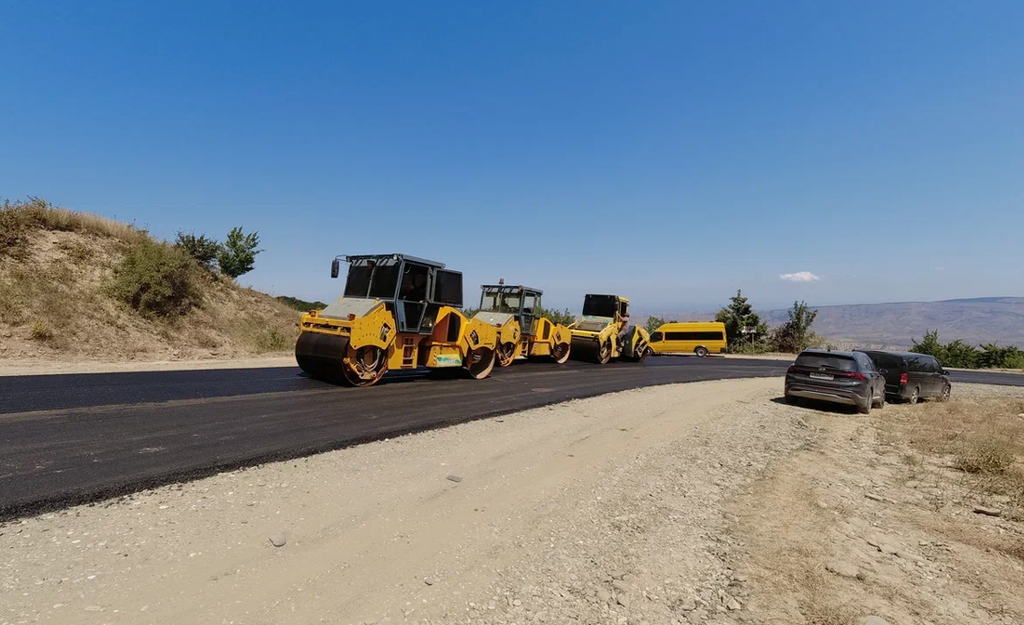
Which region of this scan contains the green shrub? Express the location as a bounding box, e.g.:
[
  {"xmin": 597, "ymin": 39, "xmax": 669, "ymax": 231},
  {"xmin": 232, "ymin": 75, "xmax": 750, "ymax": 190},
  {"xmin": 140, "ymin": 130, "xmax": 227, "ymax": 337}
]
[
  {"xmin": 30, "ymin": 320, "xmax": 53, "ymax": 341},
  {"xmin": 55, "ymin": 239, "xmax": 94, "ymax": 263},
  {"xmin": 109, "ymin": 241, "xmax": 202, "ymax": 318},
  {"xmin": 253, "ymin": 327, "xmax": 291, "ymax": 352},
  {"xmin": 174, "ymin": 231, "xmax": 222, "ymax": 271},
  {"xmin": 978, "ymin": 344, "xmax": 1024, "ymax": 369},
  {"xmin": 955, "ymin": 437, "xmax": 1016, "ymax": 474}
]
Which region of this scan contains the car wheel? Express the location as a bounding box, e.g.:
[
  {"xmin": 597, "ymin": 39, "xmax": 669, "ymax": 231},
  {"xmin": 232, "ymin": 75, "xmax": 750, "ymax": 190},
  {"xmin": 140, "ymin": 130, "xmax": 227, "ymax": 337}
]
[
  {"xmin": 940, "ymin": 384, "xmax": 951, "ymax": 402},
  {"xmin": 859, "ymin": 398, "xmax": 872, "ymax": 414},
  {"xmin": 907, "ymin": 387, "xmax": 919, "ymax": 405},
  {"xmin": 695, "ymin": 346, "xmax": 709, "ymax": 358}
]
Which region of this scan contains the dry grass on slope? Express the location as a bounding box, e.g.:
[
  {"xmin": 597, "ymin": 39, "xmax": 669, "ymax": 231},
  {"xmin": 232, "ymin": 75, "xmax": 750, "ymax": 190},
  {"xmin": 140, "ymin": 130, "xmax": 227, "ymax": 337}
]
[{"xmin": 0, "ymin": 198, "xmax": 299, "ymax": 362}]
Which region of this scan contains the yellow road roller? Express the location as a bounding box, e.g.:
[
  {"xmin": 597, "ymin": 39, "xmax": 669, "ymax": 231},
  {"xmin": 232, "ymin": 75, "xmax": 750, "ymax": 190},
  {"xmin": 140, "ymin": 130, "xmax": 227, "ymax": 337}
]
[
  {"xmin": 473, "ymin": 282, "xmax": 573, "ymax": 367},
  {"xmin": 569, "ymin": 294, "xmax": 652, "ymax": 364},
  {"xmin": 295, "ymin": 254, "xmax": 499, "ymax": 387}
]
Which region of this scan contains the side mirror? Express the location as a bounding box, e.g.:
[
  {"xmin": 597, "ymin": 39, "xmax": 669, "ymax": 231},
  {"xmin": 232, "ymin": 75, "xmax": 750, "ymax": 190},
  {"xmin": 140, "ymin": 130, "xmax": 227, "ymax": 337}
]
[{"xmin": 330, "ymin": 258, "xmax": 340, "ymax": 279}]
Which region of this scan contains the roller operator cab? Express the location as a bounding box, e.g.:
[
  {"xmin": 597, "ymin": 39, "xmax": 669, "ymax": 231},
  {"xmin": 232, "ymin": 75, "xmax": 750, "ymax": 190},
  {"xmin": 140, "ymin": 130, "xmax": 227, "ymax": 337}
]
[
  {"xmin": 295, "ymin": 254, "xmax": 499, "ymax": 387},
  {"xmin": 475, "ymin": 284, "xmax": 573, "ymax": 366},
  {"xmin": 568, "ymin": 294, "xmax": 652, "ymax": 364}
]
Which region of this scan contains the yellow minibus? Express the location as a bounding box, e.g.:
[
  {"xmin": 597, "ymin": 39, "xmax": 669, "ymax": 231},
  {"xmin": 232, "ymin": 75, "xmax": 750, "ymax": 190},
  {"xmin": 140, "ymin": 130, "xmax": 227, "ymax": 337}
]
[{"xmin": 649, "ymin": 321, "xmax": 728, "ymax": 357}]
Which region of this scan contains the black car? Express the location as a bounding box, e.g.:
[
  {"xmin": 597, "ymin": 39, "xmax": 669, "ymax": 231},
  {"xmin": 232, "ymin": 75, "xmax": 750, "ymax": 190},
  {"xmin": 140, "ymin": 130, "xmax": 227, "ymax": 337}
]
[
  {"xmin": 785, "ymin": 349, "xmax": 887, "ymax": 414},
  {"xmin": 858, "ymin": 351, "xmax": 951, "ymax": 404}
]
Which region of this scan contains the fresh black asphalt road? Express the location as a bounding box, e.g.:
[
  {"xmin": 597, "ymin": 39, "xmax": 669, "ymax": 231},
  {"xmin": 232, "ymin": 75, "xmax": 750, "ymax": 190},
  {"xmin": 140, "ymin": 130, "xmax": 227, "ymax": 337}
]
[{"xmin": 0, "ymin": 357, "xmax": 1021, "ymax": 520}]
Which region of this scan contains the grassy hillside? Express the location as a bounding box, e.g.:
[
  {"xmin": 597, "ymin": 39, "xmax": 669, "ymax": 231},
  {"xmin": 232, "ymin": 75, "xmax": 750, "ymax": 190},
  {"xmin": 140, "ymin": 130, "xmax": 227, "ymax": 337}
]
[{"xmin": 0, "ymin": 198, "xmax": 301, "ymax": 361}]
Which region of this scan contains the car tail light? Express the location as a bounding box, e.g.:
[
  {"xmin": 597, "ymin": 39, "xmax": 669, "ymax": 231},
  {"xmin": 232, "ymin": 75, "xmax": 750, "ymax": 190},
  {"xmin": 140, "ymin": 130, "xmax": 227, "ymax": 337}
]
[
  {"xmin": 900, "ymin": 373, "xmax": 908, "ymax": 386},
  {"xmin": 787, "ymin": 365, "xmax": 796, "ymax": 373},
  {"xmin": 838, "ymin": 371, "xmax": 866, "ymax": 381}
]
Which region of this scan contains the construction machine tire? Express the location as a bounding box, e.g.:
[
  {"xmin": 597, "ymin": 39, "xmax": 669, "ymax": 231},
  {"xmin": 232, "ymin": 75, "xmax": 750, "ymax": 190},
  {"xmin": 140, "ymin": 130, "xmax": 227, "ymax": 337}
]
[
  {"xmin": 341, "ymin": 345, "xmax": 389, "ymax": 387},
  {"xmin": 551, "ymin": 341, "xmax": 571, "ymax": 364},
  {"xmin": 496, "ymin": 341, "xmax": 517, "ymax": 368},
  {"xmin": 618, "ymin": 326, "xmax": 651, "ymax": 363},
  {"xmin": 295, "ymin": 333, "xmax": 387, "ymax": 387},
  {"xmin": 464, "ymin": 346, "xmax": 496, "ymax": 379}
]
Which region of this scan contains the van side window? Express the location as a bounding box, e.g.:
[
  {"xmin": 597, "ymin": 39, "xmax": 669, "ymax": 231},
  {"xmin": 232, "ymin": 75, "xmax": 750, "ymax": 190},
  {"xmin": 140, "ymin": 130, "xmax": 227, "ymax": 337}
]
[
  {"xmin": 651, "ymin": 332, "xmax": 663, "ymax": 342},
  {"xmin": 666, "ymin": 331, "xmax": 725, "ymax": 341},
  {"xmin": 909, "ymin": 357, "xmax": 928, "ymax": 372}
]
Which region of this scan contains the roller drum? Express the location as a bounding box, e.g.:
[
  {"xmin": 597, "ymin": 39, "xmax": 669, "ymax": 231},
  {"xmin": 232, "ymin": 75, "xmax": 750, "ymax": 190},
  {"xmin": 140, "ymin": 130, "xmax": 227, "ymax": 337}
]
[{"xmin": 295, "ymin": 332, "xmax": 351, "ymax": 383}]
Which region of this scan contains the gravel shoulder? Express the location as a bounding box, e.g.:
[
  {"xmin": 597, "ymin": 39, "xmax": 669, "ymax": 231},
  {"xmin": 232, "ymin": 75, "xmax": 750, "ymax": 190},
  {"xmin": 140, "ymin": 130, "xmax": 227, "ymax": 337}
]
[{"xmin": 1, "ymin": 378, "xmax": 807, "ymax": 625}]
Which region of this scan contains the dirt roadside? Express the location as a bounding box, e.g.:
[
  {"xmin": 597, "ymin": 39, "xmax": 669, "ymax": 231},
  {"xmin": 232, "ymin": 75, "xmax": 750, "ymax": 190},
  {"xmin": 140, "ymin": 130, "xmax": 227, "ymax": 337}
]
[
  {"xmin": 0, "ymin": 354, "xmax": 295, "ymax": 377},
  {"xmin": 4, "ymin": 379, "xmax": 1022, "ymax": 625},
  {"xmin": 2, "ymin": 378, "xmax": 808, "ymax": 625},
  {"xmin": 735, "ymin": 383, "xmax": 1024, "ymax": 625}
]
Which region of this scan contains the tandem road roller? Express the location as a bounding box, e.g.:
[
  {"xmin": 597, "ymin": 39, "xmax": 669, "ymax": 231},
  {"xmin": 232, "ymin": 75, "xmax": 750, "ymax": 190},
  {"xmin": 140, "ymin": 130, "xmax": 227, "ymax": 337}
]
[
  {"xmin": 474, "ymin": 282, "xmax": 573, "ymax": 367},
  {"xmin": 295, "ymin": 254, "xmax": 500, "ymax": 387},
  {"xmin": 569, "ymin": 294, "xmax": 652, "ymax": 364}
]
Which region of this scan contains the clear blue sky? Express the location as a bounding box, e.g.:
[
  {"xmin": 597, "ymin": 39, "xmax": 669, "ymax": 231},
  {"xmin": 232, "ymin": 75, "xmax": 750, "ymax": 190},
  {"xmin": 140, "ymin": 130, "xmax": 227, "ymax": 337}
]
[{"xmin": 3, "ymin": 1, "xmax": 1022, "ymax": 313}]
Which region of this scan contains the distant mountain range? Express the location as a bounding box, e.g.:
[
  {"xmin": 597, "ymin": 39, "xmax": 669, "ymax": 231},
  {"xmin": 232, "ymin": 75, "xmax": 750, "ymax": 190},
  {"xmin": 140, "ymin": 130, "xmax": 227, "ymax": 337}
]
[
  {"xmin": 642, "ymin": 297, "xmax": 1024, "ymax": 349},
  {"xmin": 765, "ymin": 297, "xmax": 1024, "ymax": 349}
]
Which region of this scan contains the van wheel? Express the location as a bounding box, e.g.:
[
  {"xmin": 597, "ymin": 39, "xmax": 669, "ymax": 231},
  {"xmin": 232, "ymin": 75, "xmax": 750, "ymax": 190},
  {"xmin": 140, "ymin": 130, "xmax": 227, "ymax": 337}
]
[
  {"xmin": 695, "ymin": 346, "xmax": 709, "ymax": 358},
  {"xmin": 873, "ymin": 391, "xmax": 885, "ymax": 409},
  {"xmin": 940, "ymin": 384, "xmax": 951, "ymax": 402},
  {"xmin": 907, "ymin": 387, "xmax": 919, "ymax": 405}
]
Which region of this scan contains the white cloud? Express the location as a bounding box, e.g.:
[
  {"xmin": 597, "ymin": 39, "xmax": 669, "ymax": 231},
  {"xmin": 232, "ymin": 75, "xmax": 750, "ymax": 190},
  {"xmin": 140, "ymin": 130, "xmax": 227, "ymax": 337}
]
[{"xmin": 779, "ymin": 271, "xmax": 821, "ymax": 283}]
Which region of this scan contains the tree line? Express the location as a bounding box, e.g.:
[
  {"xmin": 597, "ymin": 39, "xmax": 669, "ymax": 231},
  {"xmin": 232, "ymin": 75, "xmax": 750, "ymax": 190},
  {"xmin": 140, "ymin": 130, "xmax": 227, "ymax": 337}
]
[{"xmin": 911, "ymin": 330, "xmax": 1024, "ymax": 370}]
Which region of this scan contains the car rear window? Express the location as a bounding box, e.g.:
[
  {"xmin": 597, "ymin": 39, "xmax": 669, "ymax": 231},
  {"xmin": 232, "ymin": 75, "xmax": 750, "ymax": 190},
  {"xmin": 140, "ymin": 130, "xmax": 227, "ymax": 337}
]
[{"xmin": 795, "ymin": 354, "xmax": 859, "ymax": 371}]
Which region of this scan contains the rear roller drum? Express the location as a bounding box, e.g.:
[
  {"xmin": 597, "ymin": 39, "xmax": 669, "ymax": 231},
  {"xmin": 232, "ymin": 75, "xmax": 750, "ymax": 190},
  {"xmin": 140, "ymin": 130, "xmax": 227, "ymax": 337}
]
[
  {"xmin": 551, "ymin": 341, "xmax": 571, "ymax": 364},
  {"xmin": 464, "ymin": 347, "xmax": 496, "ymax": 380}
]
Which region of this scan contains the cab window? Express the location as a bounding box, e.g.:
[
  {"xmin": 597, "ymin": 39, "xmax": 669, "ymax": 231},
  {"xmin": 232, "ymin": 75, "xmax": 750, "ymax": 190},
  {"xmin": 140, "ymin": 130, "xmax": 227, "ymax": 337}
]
[{"xmin": 651, "ymin": 332, "xmax": 663, "ymax": 342}]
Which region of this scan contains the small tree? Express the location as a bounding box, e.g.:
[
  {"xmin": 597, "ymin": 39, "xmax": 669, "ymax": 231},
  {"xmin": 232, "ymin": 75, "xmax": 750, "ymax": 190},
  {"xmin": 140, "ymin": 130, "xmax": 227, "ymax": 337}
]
[
  {"xmin": 174, "ymin": 231, "xmax": 222, "ymax": 271},
  {"xmin": 769, "ymin": 301, "xmax": 819, "ymax": 353},
  {"xmin": 715, "ymin": 290, "xmax": 767, "ymax": 344},
  {"xmin": 537, "ymin": 306, "xmax": 577, "ymax": 326},
  {"xmin": 943, "ymin": 339, "xmax": 980, "ymax": 368},
  {"xmin": 911, "ymin": 330, "xmax": 947, "ymax": 363},
  {"xmin": 218, "ymin": 227, "xmax": 263, "ymax": 279},
  {"xmin": 645, "ymin": 315, "xmax": 667, "ymax": 335}
]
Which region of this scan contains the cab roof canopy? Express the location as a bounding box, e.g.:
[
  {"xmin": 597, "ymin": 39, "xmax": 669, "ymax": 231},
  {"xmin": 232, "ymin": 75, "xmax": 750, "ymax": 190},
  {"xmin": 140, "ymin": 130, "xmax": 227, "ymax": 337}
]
[
  {"xmin": 344, "ymin": 254, "xmax": 446, "ymax": 269},
  {"xmin": 480, "ymin": 284, "xmax": 543, "ymax": 295}
]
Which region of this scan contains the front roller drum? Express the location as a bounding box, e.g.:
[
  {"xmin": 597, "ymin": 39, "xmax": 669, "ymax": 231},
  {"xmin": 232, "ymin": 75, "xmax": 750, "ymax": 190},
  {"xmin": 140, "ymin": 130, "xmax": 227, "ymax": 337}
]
[
  {"xmin": 496, "ymin": 341, "xmax": 517, "ymax": 368},
  {"xmin": 464, "ymin": 346, "xmax": 496, "ymax": 379},
  {"xmin": 295, "ymin": 332, "xmax": 388, "ymax": 387},
  {"xmin": 571, "ymin": 336, "xmax": 611, "ymax": 364}
]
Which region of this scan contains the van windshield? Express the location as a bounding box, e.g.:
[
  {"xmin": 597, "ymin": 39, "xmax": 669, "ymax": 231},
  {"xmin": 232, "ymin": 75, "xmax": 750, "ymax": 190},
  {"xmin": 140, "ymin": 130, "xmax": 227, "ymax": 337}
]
[{"xmin": 795, "ymin": 354, "xmax": 858, "ymax": 372}]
